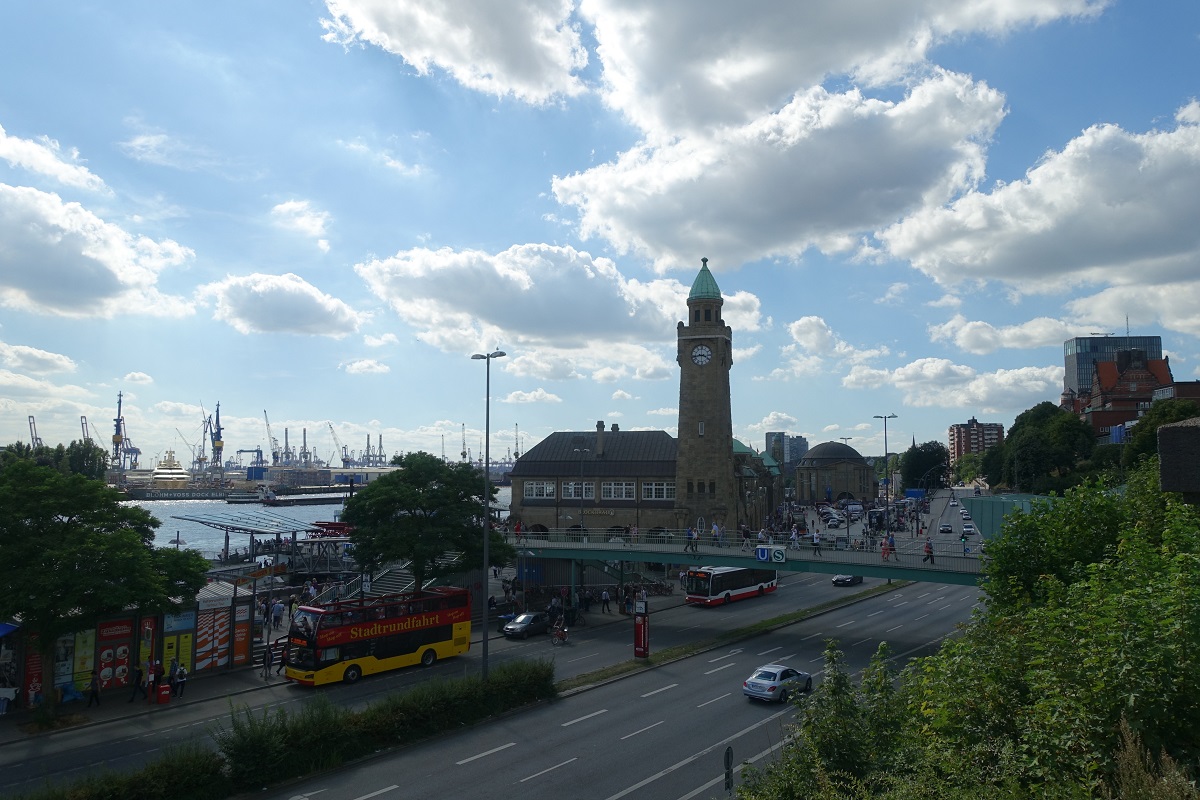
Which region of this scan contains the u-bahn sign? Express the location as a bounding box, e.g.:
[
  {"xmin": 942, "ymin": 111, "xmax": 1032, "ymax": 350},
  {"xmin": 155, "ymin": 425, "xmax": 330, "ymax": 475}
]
[{"xmin": 756, "ymin": 545, "xmax": 787, "ymax": 563}]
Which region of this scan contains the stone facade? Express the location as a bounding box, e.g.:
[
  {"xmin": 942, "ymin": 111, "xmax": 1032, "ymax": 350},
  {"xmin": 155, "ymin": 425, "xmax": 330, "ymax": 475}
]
[
  {"xmin": 794, "ymin": 441, "xmax": 876, "ymax": 504},
  {"xmin": 673, "ymin": 258, "xmax": 737, "ymax": 530}
]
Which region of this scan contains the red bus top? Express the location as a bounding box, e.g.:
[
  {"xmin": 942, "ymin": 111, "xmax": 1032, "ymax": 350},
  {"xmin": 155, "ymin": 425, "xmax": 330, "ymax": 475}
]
[{"xmin": 290, "ymin": 586, "xmax": 469, "ymax": 647}]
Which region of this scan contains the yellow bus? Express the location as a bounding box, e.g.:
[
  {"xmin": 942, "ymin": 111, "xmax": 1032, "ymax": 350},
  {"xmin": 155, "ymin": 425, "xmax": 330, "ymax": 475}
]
[{"xmin": 284, "ymin": 586, "xmax": 471, "ymax": 686}]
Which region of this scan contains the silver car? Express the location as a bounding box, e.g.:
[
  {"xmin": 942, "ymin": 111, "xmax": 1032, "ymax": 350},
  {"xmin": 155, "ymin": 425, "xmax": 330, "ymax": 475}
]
[{"xmin": 743, "ymin": 663, "xmax": 812, "ymax": 702}]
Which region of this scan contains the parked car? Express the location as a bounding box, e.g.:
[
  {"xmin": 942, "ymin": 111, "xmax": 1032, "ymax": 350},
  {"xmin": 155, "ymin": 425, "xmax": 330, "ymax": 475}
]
[
  {"xmin": 832, "ymin": 574, "xmax": 863, "ymax": 586},
  {"xmin": 939, "ymin": 523, "xmax": 954, "ymax": 534},
  {"xmin": 825, "ymin": 517, "xmax": 842, "ymax": 528},
  {"xmin": 743, "ymin": 663, "xmax": 812, "ymax": 703},
  {"xmin": 502, "ymin": 612, "xmax": 551, "ymax": 639}
]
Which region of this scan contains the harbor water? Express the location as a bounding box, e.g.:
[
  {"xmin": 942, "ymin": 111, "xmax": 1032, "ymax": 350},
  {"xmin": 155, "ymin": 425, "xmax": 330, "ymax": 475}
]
[{"xmin": 135, "ymin": 486, "xmax": 513, "ymax": 559}]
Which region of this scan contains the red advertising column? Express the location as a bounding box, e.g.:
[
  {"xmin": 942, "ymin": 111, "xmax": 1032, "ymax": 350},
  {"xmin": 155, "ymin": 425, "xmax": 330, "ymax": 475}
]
[{"xmin": 633, "ymin": 599, "xmax": 649, "ymax": 658}]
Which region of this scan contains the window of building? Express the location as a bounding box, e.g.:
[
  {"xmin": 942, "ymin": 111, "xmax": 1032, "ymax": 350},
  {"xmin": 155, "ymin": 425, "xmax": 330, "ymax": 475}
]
[
  {"xmin": 708, "ymin": 481, "xmax": 716, "ymax": 496},
  {"xmin": 522, "ymin": 481, "xmax": 556, "ymax": 499},
  {"xmin": 602, "ymin": 481, "xmax": 636, "ymax": 500},
  {"xmin": 687, "ymin": 480, "xmax": 694, "ymax": 497},
  {"xmin": 704, "ymin": 308, "xmax": 711, "ymax": 321},
  {"xmin": 694, "ymin": 310, "xmax": 701, "ymax": 322},
  {"xmin": 561, "ymin": 481, "xmax": 594, "ymax": 500},
  {"xmin": 698, "ymin": 421, "xmax": 705, "ymax": 437},
  {"xmin": 641, "ymin": 481, "xmax": 676, "ymax": 500}
]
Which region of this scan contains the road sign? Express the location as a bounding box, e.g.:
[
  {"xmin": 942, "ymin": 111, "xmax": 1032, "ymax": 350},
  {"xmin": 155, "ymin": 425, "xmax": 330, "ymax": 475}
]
[{"xmin": 755, "ymin": 546, "xmax": 787, "ymax": 563}]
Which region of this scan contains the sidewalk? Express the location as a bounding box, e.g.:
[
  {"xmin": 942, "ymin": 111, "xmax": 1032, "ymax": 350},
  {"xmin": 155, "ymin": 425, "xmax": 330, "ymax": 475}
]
[{"xmin": 0, "ymin": 572, "xmax": 685, "ymax": 746}]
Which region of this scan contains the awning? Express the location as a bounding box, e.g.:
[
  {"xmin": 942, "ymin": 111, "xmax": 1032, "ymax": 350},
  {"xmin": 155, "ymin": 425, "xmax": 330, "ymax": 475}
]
[{"xmin": 0, "ymin": 622, "xmax": 18, "ymax": 638}]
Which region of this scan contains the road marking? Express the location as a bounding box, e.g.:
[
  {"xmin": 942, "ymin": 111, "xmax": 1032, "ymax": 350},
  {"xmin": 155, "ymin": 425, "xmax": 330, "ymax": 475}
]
[
  {"xmin": 891, "ymin": 601, "xmax": 908, "ymax": 607},
  {"xmin": 939, "ymin": 604, "xmax": 953, "ymax": 611},
  {"xmin": 756, "ymin": 646, "xmax": 782, "ymax": 656},
  {"xmin": 801, "ymin": 632, "xmax": 823, "ymax": 641},
  {"xmin": 456, "ymin": 742, "xmax": 516, "ymax": 765},
  {"xmin": 836, "ymin": 620, "xmax": 855, "ymax": 628},
  {"xmin": 567, "ymin": 653, "xmax": 599, "ymax": 663},
  {"xmin": 708, "ymin": 649, "xmax": 742, "ymax": 662},
  {"xmin": 348, "ymin": 786, "xmax": 399, "ymax": 800},
  {"xmin": 521, "ymin": 757, "xmax": 578, "ymax": 782},
  {"xmin": 918, "ymin": 592, "xmax": 930, "ymax": 598},
  {"xmin": 867, "ymin": 609, "xmax": 885, "ymax": 617},
  {"xmin": 850, "ymin": 638, "xmax": 871, "ymax": 647},
  {"xmin": 697, "ymin": 692, "xmax": 731, "ymax": 708},
  {"xmin": 641, "ymin": 683, "xmax": 678, "ymax": 697},
  {"xmin": 621, "ymin": 720, "xmax": 665, "ymax": 740},
  {"xmin": 704, "ymin": 662, "xmax": 737, "ymax": 675},
  {"xmin": 927, "ymin": 597, "xmax": 945, "ymax": 604},
  {"xmin": 913, "ymin": 613, "xmax": 929, "ymax": 621},
  {"xmin": 810, "ymin": 656, "xmax": 824, "ymax": 663},
  {"xmin": 562, "ymin": 709, "xmax": 607, "ymax": 727},
  {"xmin": 886, "ymin": 625, "xmax": 903, "ymax": 632}
]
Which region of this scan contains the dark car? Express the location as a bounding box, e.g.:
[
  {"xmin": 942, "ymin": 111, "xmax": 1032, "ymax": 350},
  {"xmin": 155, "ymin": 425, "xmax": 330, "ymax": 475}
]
[
  {"xmin": 939, "ymin": 523, "xmax": 953, "ymax": 534},
  {"xmin": 502, "ymin": 611, "xmax": 551, "ymax": 639},
  {"xmin": 832, "ymin": 574, "xmax": 863, "ymax": 586}
]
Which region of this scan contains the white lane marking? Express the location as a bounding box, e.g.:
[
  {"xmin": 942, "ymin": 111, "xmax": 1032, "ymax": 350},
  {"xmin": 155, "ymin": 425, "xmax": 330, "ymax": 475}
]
[
  {"xmin": 914, "ymin": 613, "xmax": 929, "ymax": 621},
  {"xmin": 562, "ymin": 709, "xmax": 608, "ymax": 727},
  {"xmin": 641, "ymin": 683, "xmax": 678, "ymax": 698},
  {"xmin": 456, "ymin": 742, "xmax": 516, "ymax": 765},
  {"xmin": 621, "ymin": 720, "xmax": 665, "ymax": 740},
  {"xmin": 521, "ymin": 757, "xmax": 578, "ymax": 782},
  {"xmin": 756, "ymin": 646, "xmax": 782, "ymax": 656},
  {"xmin": 886, "ymin": 625, "xmax": 903, "ymax": 632},
  {"xmin": 696, "ymin": 692, "xmax": 731, "ymax": 708},
  {"xmin": 704, "ymin": 662, "xmax": 737, "ymax": 675},
  {"xmin": 891, "ymin": 601, "xmax": 909, "ymax": 607},
  {"xmin": 918, "ymin": 592, "xmax": 930, "ymax": 598},
  {"xmin": 939, "ymin": 604, "xmax": 953, "ymax": 611},
  {"xmin": 567, "ymin": 653, "xmax": 599, "ymax": 663},
  {"xmin": 677, "ymin": 731, "xmax": 795, "ymax": 800},
  {"xmin": 707, "ymin": 649, "xmax": 742, "ymax": 662},
  {"xmin": 801, "ymin": 632, "xmax": 823, "ymax": 641},
  {"xmin": 836, "ymin": 620, "xmax": 855, "ymax": 628},
  {"xmin": 867, "ymin": 609, "xmax": 886, "ymax": 617},
  {"xmin": 603, "ymin": 706, "xmax": 794, "ymax": 799},
  {"xmin": 349, "ymin": 787, "xmax": 399, "ymax": 800},
  {"xmin": 850, "ymin": 638, "xmax": 871, "ymax": 647},
  {"xmin": 927, "ymin": 597, "xmax": 945, "ymax": 604}
]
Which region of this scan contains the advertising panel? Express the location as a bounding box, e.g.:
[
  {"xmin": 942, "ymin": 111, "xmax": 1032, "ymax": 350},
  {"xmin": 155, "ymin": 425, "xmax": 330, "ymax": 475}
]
[
  {"xmin": 22, "ymin": 642, "xmax": 43, "ymax": 708},
  {"xmin": 72, "ymin": 629, "xmax": 96, "ymax": 691},
  {"xmin": 195, "ymin": 610, "xmax": 215, "ymax": 672},
  {"xmin": 214, "ymin": 608, "xmax": 231, "ymax": 668},
  {"xmin": 52, "ymin": 633, "xmax": 75, "ymax": 688},
  {"xmin": 232, "ymin": 602, "xmax": 251, "ymax": 665},
  {"xmin": 97, "ymin": 618, "xmax": 134, "ymax": 688},
  {"xmin": 138, "ymin": 618, "xmax": 158, "ymax": 675}
]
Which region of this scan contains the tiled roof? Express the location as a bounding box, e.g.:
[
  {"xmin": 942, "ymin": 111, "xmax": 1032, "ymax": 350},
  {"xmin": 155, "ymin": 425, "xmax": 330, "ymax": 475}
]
[{"xmin": 509, "ymin": 430, "xmax": 677, "ymax": 478}]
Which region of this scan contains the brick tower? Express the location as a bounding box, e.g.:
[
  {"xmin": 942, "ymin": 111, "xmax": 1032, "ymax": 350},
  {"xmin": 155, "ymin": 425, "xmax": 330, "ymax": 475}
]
[{"xmin": 674, "ymin": 258, "xmax": 735, "ymax": 532}]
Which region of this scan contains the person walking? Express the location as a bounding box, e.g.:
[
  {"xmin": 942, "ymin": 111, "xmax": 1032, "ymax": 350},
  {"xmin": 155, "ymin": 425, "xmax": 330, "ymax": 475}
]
[
  {"xmin": 811, "ymin": 529, "xmax": 822, "ymax": 557},
  {"xmin": 174, "ymin": 665, "xmax": 188, "ymax": 697},
  {"xmin": 922, "ymin": 537, "xmax": 935, "ymax": 564},
  {"xmin": 601, "ymin": 588, "xmax": 611, "ymax": 614},
  {"xmin": 261, "ymin": 643, "xmax": 274, "ymax": 680},
  {"xmin": 168, "ymin": 657, "xmax": 179, "ymax": 696},
  {"xmin": 275, "ymin": 642, "xmax": 287, "ymax": 675},
  {"xmin": 86, "ymin": 669, "xmax": 101, "ymax": 708},
  {"xmin": 888, "ymin": 533, "xmax": 899, "ymax": 560},
  {"xmin": 128, "ymin": 663, "xmax": 147, "ymax": 702}
]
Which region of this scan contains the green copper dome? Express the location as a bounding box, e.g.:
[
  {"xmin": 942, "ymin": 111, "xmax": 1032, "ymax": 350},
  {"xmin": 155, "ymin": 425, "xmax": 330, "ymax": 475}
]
[{"xmin": 688, "ymin": 257, "xmax": 722, "ymax": 300}]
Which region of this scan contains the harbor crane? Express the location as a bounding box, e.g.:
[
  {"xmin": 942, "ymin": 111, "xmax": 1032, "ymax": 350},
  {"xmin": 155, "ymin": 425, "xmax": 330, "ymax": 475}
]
[
  {"xmin": 81, "ymin": 416, "xmax": 92, "ymax": 444},
  {"xmin": 460, "ymin": 423, "xmax": 467, "ymax": 462},
  {"xmin": 27, "ymin": 416, "xmax": 43, "ymax": 449},
  {"xmin": 263, "ymin": 410, "xmax": 281, "ymax": 465},
  {"xmin": 326, "ymin": 422, "xmax": 348, "ymax": 467},
  {"xmin": 111, "ymin": 391, "xmax": 141, "ymax": 471},
  {"xmin": 205, "ymin": 402, "xmax": 225, "ymax": 475}
]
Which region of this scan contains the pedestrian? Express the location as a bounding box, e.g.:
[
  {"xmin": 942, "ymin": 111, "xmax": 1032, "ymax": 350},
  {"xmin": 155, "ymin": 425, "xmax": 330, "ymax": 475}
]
[
  {"xmin": 262, "ymin": 643, "xmax": 274, "ymax": 679},
  {"xmin": 272, "ymin": 599, "xmax": 285, "ymax": 630},
  {"xmin": 86, "ymin": 669, "xmax": 101, "ymax": 708},
  {"xmin": 923, "ymin": 537, "xmax": 935, "ymax": 564},
  {"xmin": 888, "ymin": 533, "xmax": 899, "ymax": 560},
  {"xmin": 174, "ymin": 665, "xmax": 188, "ymax": 697},
  {"xmin": 168, "ymin": 657, "xmax": 179, "ymax": 696},
  {"xmin": 788, "ymin": 527, "xmax": 799, "ymax": 551},
  {"xmin": 811, "ymin": 529, "xmax": 822, "ymax": 557},
  {"xmin": 679, "ymin": 569, "xmax": 686, "ymax": 588},
  {"xmin": 276, "ymin": 642, "xmax": 287, "ymax": 675},
  {"xmin": 624, "ymin": 593, "xmax": 634, "ymax": 615},
  {"xmin": 601, "ymin": 589, "xmax": 611, "ymax": 613},
  {"xmin": 128, "ymin": 662, "xmax": 147, "ymax": 702}
]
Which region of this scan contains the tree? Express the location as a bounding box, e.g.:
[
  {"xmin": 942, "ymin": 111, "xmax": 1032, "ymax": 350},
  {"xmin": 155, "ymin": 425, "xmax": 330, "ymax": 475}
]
[
  {"xmin": 341, "ymin": 451, "xmax": 514, "ymax": 589},
  {"xmin": 1122, "ymin": 398, "xmax": 1200, "ymax": 467},
  {"xmin": 0, "ymin": 460, "xmax": 209, "ymax": 714},
  {"xmin": 899, "ymin": 441, "xmax": 950, "ymax": 493},
  {"xmin": 2, "ymin": 439, "xmax": 111, "ymax": 480},
  {"xmin": 952, "ymin": 452, "xmax": 984, "ymax": 485}
]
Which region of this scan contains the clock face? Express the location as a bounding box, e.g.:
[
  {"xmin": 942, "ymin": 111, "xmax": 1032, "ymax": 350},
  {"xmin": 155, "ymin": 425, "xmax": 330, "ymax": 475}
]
[{"xmin": 691, "ymin": 344, "xmax": 712, "ymax": 365}]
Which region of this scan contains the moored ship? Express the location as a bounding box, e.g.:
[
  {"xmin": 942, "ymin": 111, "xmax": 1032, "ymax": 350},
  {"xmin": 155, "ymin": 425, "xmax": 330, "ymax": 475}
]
[{"xmin": 119, "ymin": 450, "xmax": 230, "ymax": 501}]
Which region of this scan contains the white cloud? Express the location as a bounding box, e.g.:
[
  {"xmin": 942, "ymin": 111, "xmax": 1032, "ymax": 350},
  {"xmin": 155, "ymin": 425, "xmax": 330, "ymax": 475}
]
[
  {"xmin": 744, "ymin": 411, "xmax": 799, "ymax": 434},
  {"xmin": 321, "ymin": 0, "xmax": 588, "ymax": 104},
  {"xmin": 0, "ymin": 185, "xmax": 194, "ymax": 318},
  {"xmin": 928, "ymin": 314, "xmax": 1091, "ymax": 354},
  {"xmin": 611, "ymin": 389, "xmax": 634, "ymax": 400},
  {"xmin": 0, "ymin": 342, "xmax": 76, "ymax": 373},
  {"xmin": 876, "ymin": 282, "xmax": 909, "ymax": 304},
  {"xmin": 340, "ymin": 139, "xmax": 423, "ymax": 178},
  {"xmin": 341, "ymin": 359, "xmax": 390, "ymax": 374},
  {"xmin": 118, "ymin": 121, "xmax": 220, "ymax": 171},
  {"xmin": 762, "ymin": 316, "xmax": 890, "ymax": 380},
  {"xmin": 554, "ymin": 71, "xmax": 1005, "ymax": 271},
  {"xmin": 123, "ymin": 371, "xmax": 154, "ymax": 384},
  {"xmin": 646, "ymin": 407, "xmax": 677, "ymax": 416},
  {"xmin": 0, "ymin": 369, "xmax": 92, "ymax": 401},
  {"xmin": 843, "ymin": 358, "xmax": 1063, "ymax": 411},
  {"xmin": 503, "ymin": 388, "xmax": 562, "ymax": 403},
  {"xmin": 880, "ymin": 103, "xmax": 1200, "ymax": 342},
  {"xmin": 271, "ymin": 200, "xmax": 331, "ymax": 252},
  {"xmin": 197, "ymin": 273, "xmax": 363, "ymax": 337},
  {"xmin": 364, "ymin": 332, "xmax": 399, "ymax": 347},
  {"xmin": 0, "ymin": 123, "xmax": 107, "ymax": 191}
]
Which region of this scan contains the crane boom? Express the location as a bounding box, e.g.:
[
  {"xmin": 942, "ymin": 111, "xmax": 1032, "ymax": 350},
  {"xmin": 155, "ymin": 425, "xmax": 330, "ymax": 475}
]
[
  {"xmin": 264, "ymin": 410, "xmax": 280, "ymax": 465},
  {"xmin": 327, "ymin": 422, "xmax": 347, "ymax": 467}
]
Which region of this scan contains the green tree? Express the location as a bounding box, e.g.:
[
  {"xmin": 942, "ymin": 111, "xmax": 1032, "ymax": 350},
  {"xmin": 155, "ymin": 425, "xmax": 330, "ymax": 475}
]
[
  {"xmin": 899, "ymin": 441, "xmax": 950, "ymax": 493},
  {"xmin": 341, "ymin": 451, "xmax": 514, "ymax": 588},
  {"xmin": 1122, "ymin": 398, "xmax": 1200, "ymax": 467},
  {"xmin": 0, "ymin": 460, "xmax": 209, "ymax": 714},
  {"xmin": 952, "ymin": 452, "xmax": 984, "ymax": 485},
  {"xmin": 2, "ymin": 439, "xmax": 111, "ymax": 479}
]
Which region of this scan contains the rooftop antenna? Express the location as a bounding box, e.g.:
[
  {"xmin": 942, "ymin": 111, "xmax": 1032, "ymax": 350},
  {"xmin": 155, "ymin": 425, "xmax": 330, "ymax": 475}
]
[{"xmin": 460, "ymin": 423, "xmax": 467, "ymax": 462}]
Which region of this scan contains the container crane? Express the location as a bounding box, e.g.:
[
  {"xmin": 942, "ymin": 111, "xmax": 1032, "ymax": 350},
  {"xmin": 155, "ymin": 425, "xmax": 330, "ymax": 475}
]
[
  {"xmin": 111, "ymin": 391, "xmax": 141, "ymax": 471},
  {"xmin": 27, "ymin": 415, "xmax": 43, "ymax": 449},
  {"xmin": 326, "ymin": 421, "xmax": 348, "ymax": 467},
  {"xmin": 263, "ymin": 410, "xmax": 281, "ymax": 465},
  {"xmin": 81, "ymin": 415, "xmax": 92, "ymax": 444},
  {"xmin": 206, "ymin": 402, "xmax": 225, "ymax": 474}
]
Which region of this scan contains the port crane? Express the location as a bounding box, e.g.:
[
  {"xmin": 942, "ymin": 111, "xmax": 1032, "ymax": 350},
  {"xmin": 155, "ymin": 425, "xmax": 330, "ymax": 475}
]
[
  {"xmin": 263, "ymin": 410, "xmax": 281, "ymax": 465},
  {"xmin": 110, "ymin": 392, "xmax": 141, "ymax": 471},
  {"xmin": 326, "ymin": 422, "xmax": 349, "ymax": 467},
  {"xmin": 81, "ymin": 416, "xmax": 93, "ymax": 444},
  {"xmin": 205, "ymin": 402, "xmax": 225, "ymax": 476},
  {"xmin": 27, "ymin": 416, "xmax": 43, "ymax": 449}
]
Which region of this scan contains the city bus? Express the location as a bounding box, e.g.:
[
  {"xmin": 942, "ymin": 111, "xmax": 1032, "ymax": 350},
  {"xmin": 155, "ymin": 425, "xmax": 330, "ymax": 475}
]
[
  {"xmin": 684, "ymin": 566, "xmax": 778, "ymax": 606},
  {"xmin": 284, "ymin": 586, "xmax": 470, "ymax": 686}
]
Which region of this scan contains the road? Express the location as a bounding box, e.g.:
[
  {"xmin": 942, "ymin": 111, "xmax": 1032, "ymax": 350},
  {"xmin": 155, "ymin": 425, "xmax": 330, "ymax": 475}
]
[{"xmin": 259, "ymin": 580, "xmax": 981, "ymax": 800}]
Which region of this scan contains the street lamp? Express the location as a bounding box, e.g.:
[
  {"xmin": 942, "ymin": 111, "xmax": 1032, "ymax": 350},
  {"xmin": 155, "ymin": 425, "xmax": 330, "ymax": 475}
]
[
  {"xmin": 471, "ymin": 349, "xmax": 506, "ymax": 681},
  {"xmin": 873, "ymin": 414, "xmax": 897, "ymax": 537},
  {"xmin": 573, "ymin": 447, "xmax": 589, "ymax": 540}
]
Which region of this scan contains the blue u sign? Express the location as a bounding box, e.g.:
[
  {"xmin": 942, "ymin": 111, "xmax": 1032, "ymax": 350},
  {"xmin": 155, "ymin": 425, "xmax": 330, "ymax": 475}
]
[{"xmin": 756, "ymin": 546, "xmax": 770, "ymax": 562}]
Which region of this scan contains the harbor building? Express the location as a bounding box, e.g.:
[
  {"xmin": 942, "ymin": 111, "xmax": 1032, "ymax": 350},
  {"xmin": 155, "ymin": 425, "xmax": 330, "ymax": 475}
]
[{"xmin": 508, "ymin": 259, "xmax": 783, "ymax": 533}]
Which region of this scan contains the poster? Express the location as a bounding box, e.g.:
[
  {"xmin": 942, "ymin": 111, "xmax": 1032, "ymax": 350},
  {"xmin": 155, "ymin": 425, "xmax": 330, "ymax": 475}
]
[
  {"xmin": 72, "ymin": 629, "xmax": 96, "ymax": 691},
  {"xmin": 178, "ymin": 633, "xmax": 193, "ymax": 672},
  {"xmin": 138, "ymin": 617, "xmax": 157, "ymax": 675},
  {"xmin": 195, "ymin": 610, "xmax": 214, "ymax": 672},
  {"xmin": 232, "ymin": 603, "xmax": 251, "ymax": 666},
  {"xmin": 96, "ymin": 618, "xmax": 134, "ymax": 688},
  {"xmin": 214, "ymin": 608, "xmax": 231, "ymax": 668},
  {"xmin": 23, "ymin": 641, "xmax": 43, "ymax": 708},
  {"xmin": 52, "ymin": 634, "xmax": 75, "ymax": 688}
]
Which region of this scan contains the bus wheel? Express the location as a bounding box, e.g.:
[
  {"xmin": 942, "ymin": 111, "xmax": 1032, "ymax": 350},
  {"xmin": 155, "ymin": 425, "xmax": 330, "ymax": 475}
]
[
  {"xmin": 724, "ymin": 593, "xmax": 732, "ymax": 605},
  {"xmin": 420, "ymin": 649, "xmax": 437, "ymax": 667},
  {"xmin": 758, "ymin": 585, "xmax": 765, "ymax": 596},
  {"xmin": 343, "ymin": 665, "xmax": 362, "ymax": 684}
]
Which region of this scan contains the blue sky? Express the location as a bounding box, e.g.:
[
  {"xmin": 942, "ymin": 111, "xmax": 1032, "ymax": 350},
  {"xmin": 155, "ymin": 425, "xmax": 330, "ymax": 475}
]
[{"xmin": 2, "ymin": 1, "xmax": 1198, "ymax": 470}]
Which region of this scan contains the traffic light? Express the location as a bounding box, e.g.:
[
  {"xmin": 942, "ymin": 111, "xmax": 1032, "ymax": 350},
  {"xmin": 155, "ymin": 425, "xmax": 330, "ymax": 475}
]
[{"xmin": 960, "ymin": 531, "xmax": 967, "ymax": 544}]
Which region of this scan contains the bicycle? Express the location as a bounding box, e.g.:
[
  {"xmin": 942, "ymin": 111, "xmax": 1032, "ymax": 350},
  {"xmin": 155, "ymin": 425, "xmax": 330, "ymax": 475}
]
[{"xmin": 551, "ymin": 626, "xmax": 569, "ymax": 646}]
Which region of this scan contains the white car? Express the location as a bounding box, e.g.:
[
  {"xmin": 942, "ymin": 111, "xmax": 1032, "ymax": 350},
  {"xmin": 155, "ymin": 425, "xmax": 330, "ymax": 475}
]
[
  {"xmin": 949, "ymin": 498, "xmax": 959, "ymax": 507},
  {"xmin": 963, "ymin": 522, "xmax": 975, "ymax": 535}
]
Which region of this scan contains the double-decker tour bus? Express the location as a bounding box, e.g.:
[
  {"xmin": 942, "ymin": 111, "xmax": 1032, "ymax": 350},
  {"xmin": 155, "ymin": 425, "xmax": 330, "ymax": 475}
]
[
  {"xmin": 285, "ymin": 586, "xmax": 470, "ymax": 686},
  {"xmin": 684, "ymin": 566, "xmax": 778, "ymax": 606}
]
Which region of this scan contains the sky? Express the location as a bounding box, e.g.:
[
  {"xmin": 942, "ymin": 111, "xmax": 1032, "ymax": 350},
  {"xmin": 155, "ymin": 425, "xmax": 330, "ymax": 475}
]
[{"xmin": 2, "ymin": 1, "xmax": 1199, "ymax": 471}]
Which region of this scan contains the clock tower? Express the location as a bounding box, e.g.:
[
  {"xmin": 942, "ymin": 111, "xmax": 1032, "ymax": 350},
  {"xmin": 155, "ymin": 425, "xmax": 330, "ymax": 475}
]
[{"xmin": 674, "ymin": 258, "xmax": 735, "ymax": 531}]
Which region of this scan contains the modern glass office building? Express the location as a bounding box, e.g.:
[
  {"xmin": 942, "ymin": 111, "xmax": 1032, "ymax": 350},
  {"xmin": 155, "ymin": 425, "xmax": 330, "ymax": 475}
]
[{"xmin": 1063, "ymin": 335, "xmax": 1162, "ymax": 396}]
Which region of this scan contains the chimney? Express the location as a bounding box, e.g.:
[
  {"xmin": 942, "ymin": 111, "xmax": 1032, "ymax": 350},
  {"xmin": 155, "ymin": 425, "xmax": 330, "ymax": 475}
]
[
  {"xmin": 595, "ymin": 420, "xmax": 605, "ymax": 457},
  {"xmin": 611, "ymin": 423, "xmax": 619, "ymax": 432}
]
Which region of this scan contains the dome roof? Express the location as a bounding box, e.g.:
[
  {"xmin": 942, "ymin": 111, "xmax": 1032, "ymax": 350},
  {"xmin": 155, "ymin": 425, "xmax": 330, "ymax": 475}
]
[
  {"xmin": 799, "ymin": 441, "xmax": 866, "ymax": 466},
  {"xmin": 688, "ymin": 258, "xmax": 722, "ymax": 300}
]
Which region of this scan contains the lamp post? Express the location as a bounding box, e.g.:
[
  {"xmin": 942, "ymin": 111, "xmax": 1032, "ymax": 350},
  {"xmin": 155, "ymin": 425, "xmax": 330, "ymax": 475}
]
[
  {"xmin": 873, "ymin": 414, "xmax": 897, "ymax": 536},
  {"xmin": 572, "ymin": 448, "xmax": 589, "ymax": 540},
  {"xmin": 471, "ymin": 349, "xmax": 506, "ymax": 681}
]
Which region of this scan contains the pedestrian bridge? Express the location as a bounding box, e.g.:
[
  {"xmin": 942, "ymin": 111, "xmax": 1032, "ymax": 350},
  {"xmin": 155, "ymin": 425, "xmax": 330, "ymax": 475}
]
[{"xmin": 508, "ymin": 529, "xmax": 985, "ymax": 587}]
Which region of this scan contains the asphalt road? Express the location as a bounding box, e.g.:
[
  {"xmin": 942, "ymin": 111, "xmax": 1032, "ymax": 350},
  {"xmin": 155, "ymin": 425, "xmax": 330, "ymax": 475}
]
[{"xmin": 257, "ymin": 580, "xmax": 981, "ymax": 800}]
